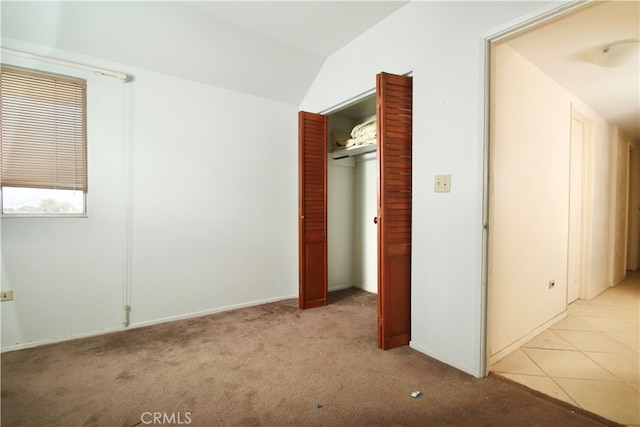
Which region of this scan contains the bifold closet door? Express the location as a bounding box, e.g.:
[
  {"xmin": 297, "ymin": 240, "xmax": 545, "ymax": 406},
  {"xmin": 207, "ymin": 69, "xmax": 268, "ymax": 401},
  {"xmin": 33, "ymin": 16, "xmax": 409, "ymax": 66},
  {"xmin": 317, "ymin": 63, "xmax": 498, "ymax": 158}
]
[
  {"xmin": 376, "ymin": 72, "xmax": 412, "ymax": 349},
  {"xmin": 298, "ymin": 111, "xmax": 328, "ymax": 309}
]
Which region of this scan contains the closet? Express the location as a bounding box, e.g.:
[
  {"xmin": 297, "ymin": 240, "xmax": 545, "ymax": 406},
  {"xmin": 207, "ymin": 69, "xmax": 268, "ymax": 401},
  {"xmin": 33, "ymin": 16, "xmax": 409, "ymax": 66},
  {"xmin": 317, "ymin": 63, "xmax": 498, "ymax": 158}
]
[
  {"xmin": 298, "ymin": 72, "xmax": 412, "ymax": 349},
  {"xmin": 327, "ymin": 95, "xmax": 378, "ymax": 299}
]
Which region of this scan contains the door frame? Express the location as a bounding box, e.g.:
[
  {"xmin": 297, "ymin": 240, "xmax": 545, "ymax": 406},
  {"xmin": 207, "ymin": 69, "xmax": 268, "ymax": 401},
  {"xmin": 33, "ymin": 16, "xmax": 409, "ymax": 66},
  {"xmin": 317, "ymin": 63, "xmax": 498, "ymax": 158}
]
[
  {"xmin": 627, "ymin": 147, "xmax": 640, "ymax": 270},
  {"xmin": 319, "ymin": 89, "xmax": 377, "ymax": 117},
  {"xmin": 567, "ymin": 106, "xmax": 594, "ymax": 303}
]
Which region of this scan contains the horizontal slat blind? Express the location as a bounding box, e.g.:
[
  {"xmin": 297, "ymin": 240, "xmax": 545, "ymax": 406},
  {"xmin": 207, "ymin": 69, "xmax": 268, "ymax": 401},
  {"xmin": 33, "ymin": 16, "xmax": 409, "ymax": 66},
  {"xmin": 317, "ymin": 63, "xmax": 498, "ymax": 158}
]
[{"xmin": 1, "ymin": 65, "xmax": 87, "ymax": 191}]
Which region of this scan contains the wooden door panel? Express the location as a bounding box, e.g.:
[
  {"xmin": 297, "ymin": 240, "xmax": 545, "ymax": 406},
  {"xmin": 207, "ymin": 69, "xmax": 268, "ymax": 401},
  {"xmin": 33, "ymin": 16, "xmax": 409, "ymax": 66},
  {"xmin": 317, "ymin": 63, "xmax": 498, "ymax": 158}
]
[
  {"xmin": 304, "ymin": 242, "xmax": 326, "ymax": 306},
  {"xmin": 298, "ymin": 111, "xmax": 328, "ymax": 309},
  {"xmin": 385, "ymin": 254, "xmax": 411, "ymax": 348},
  {"xmin": 377, "ymin": 72, "xmax": 412, "ymax": 349}
]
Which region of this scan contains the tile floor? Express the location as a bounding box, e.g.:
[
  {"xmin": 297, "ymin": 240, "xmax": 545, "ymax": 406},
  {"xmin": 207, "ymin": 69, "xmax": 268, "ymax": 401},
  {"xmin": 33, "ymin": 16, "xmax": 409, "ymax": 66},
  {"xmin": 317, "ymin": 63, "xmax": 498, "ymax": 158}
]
[{"xmin": 491, "ymin": 270, "xmax": 640, "ymax": 426}]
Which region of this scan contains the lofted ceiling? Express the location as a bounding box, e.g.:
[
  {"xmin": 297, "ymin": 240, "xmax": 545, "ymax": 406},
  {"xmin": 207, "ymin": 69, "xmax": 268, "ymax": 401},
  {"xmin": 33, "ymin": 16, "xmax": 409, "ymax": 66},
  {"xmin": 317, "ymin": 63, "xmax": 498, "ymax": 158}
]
[
  {"xmin": 0, "ymin": 1, "xmax": 409, "ymax": 105},
  {"xmin": 504, "ymin": 1, "xmax": 639, "ymax": 141},
  {"xmin": 1, "ymin": 1, "xmax": 637, "ymax": 140}
]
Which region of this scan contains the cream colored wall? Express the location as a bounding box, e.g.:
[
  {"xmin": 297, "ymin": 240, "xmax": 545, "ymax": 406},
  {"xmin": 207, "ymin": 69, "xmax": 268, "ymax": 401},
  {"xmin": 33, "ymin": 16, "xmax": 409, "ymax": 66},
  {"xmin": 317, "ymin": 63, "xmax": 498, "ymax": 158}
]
[{"xmin": 489, "ymin": 43, "xmax": 621, "ymax": 361}]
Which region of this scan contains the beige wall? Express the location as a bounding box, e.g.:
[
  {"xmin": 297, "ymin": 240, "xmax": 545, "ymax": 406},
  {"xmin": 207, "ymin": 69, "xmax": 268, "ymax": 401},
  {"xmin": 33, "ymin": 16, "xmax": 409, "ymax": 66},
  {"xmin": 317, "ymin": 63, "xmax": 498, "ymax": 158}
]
[{"xmin": 488, "ymin": 43, "xmax": 627, "ymax": 362}]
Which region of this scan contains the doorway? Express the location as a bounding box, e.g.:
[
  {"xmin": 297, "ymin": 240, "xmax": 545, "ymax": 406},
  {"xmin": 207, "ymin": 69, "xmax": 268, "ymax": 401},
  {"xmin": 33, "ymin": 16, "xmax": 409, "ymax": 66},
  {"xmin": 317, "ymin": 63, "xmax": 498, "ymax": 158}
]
[
  {"xmin": 484, "ymin": 0, "xmax": 638, "ymax": 373},
  {"xmin": 298, "ymin": 72, "xmax": 412, "ymax": 350}
]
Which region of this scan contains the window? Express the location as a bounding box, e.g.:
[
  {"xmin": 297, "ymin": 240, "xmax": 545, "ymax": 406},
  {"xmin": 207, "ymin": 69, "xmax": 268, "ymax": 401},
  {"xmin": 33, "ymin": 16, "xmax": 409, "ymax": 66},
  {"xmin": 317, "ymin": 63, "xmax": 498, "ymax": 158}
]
[{"xmin": 1, "ymin": 65, "xmax": 87, "ymax": 215}]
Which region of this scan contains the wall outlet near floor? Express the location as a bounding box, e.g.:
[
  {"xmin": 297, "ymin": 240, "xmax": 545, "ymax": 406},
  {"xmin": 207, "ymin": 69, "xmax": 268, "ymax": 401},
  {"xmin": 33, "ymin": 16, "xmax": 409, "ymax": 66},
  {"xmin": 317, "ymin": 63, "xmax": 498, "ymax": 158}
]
[
  {"xmin": 1, "ymin": 290, "xmax": 14, "ymax": 301},
  {"xmin": 548, "ymin": 280, "xmax": 555, "ymax": 289}
]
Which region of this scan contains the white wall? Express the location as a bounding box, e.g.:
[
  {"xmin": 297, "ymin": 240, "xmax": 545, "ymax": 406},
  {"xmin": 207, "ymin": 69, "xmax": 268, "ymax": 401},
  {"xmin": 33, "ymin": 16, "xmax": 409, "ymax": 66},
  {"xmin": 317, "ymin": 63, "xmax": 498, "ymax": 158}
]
[
  {"xmin": 488, "ymin": 43, "xmax": 622, "ymax": 361},
  {"xmin": 1, "ymin": 50, "xmax": 125, "ymax": 348},
  {"xmin": 1, "ymin": 39, "xmax": 299, "ymax": 349},
  {"xmin": 354, "ymin": 153, "xmax": 378, "ymax": 294},
  {"xmin": 328, "ymin": 159, "xmax": 356, "ymax": 291},
  {"xmin": 327, "ymin": 153, "xmax": 377, "ymax": 294},
  {"xmin": 301, "ymin": 1, "xmax": 558, "ymax": 376},
  {"xmin": 126, "ymin": 70, "xmax": 298, "ymax": 325}
]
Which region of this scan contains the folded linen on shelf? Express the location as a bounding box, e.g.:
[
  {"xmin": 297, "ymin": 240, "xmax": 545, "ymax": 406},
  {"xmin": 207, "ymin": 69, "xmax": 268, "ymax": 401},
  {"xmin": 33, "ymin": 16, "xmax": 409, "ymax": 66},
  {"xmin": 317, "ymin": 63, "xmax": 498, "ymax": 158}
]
[
  {"xmin": 333, "ymin": 115, "xmax": 378, "ymax": 150},
  {"xmin": 350, "ymin": 115, "xmax": 377, "ymax": 139},
  {"xmin": 333, "ymin": 130, "xmax": 352, "ymax": 147}
]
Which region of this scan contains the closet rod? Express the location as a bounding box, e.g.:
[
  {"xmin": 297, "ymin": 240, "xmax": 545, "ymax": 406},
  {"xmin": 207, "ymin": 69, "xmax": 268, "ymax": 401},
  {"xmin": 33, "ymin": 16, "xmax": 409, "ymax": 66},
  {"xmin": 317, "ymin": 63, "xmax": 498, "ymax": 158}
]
[{"xmin": 1, "ymin": 48, "xmax": 128, "ymax": 82}]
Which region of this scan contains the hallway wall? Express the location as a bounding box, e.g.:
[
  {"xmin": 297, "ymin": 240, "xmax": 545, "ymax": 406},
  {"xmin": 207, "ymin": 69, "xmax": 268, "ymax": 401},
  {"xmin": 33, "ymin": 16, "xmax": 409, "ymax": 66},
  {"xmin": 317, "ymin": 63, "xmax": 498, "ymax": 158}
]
[{"xmin": 489, "ymin": 42, "xmax": 629, "ymax": 361}]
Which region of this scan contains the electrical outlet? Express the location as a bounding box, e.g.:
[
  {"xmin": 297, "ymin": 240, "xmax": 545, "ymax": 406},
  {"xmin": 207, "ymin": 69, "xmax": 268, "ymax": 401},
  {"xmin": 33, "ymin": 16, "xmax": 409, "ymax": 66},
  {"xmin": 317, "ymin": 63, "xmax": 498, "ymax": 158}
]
[
  {"xmin": 435, "ymin": 174, "xmax": 451, "ymax": 193},
  {"xmin": 548, "ymin": 280, "xmax": 555, "ymax": 289},
  {"xmin": 1, "ymin": 290, "xmax": 14, "ymax": 301}
]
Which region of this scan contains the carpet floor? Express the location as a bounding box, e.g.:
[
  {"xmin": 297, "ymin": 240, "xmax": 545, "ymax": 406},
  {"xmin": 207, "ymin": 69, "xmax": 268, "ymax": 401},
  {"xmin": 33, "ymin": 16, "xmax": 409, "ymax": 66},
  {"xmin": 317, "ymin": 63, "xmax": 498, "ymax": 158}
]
[{"xmin": 1, "ymin": 288, "xmax": 621, "ymax": 426}]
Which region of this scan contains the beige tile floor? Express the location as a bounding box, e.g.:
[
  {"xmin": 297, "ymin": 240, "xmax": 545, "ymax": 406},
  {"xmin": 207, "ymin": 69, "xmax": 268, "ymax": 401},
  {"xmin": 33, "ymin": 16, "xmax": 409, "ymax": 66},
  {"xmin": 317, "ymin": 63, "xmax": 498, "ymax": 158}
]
[{"xmin": 491, "ymin": 271, "xmax": 640, "ymax": 426}]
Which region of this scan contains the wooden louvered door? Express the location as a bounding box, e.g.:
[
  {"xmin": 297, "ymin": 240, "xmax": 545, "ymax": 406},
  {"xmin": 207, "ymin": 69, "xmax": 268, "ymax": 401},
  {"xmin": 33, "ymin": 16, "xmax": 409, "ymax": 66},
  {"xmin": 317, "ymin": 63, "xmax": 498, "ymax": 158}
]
[
  {"xmin": 376, "ymin": 72, "xmax": 412, "ymax": 349},
  {"xmin": 298, "ymin": 111, "xmax": 328, "ymax": 309}
]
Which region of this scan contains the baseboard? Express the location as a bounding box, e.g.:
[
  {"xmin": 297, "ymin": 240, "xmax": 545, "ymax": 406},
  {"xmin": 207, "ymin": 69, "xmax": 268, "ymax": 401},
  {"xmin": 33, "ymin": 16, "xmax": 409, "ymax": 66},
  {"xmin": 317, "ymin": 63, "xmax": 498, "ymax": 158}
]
[
  {"xmin": 1, "ymin": 326, "xmax": 126, "ymax": 353},
  {"xmin": 1, "ymin": 293, "xmax": 298, "ymax": 353},
  {"xmin": 328, "ymin": 284, "xmax": 355, "ymax": 292},
  {"xmin": 613, "ymin": 273, "xmax": 626, "ymax": 286},
  {"xmin": 488, "ymin": 310, "xmax": 568, "ymax": 367},
  {"xmin": 128, "ymin": 293, "xmax": 298, "ymax": 330}
]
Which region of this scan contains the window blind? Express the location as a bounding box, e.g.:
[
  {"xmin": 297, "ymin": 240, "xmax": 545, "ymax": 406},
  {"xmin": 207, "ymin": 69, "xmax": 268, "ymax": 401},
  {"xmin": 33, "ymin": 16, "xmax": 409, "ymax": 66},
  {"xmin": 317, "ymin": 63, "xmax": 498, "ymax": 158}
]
[{"xmin": 0, "ymin": 65, "xmax": 87, "ymax": 192}]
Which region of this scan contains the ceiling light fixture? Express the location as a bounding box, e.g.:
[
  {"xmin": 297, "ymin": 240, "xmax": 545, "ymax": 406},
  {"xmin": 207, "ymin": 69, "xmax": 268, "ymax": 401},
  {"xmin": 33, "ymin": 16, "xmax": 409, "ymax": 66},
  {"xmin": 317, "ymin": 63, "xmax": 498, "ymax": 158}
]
[{"xmin": 588, "ymin": 40, "xmax": 639, "ymax": 68}]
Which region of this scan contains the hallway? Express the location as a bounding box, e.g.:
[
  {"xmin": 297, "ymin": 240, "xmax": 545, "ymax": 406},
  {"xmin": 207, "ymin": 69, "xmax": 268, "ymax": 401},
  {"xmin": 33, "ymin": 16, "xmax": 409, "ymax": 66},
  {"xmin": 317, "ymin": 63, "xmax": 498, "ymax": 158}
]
[{"xmin": 491, "ymin": 271, "xmax": 640, "ymax": 426}]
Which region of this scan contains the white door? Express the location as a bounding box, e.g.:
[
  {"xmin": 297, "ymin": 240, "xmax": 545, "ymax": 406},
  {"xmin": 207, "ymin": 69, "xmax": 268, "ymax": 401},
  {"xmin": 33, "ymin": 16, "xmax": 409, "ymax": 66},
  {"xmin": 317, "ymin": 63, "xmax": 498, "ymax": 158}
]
[
  {"xmin": 627, "ymin": 149, "xmax": 640, "ymax": 271},
  {"xmin": 567, "ymin": 115, "xmax": 585, "ymax": 303}
]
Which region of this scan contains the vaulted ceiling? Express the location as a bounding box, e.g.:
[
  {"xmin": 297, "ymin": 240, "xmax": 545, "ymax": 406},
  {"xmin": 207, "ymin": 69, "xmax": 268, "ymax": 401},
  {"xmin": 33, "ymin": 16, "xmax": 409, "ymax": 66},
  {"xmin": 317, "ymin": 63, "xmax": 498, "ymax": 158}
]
[
  {"xmin": 0, "ymin": 1, "xmax": 409, "ymax": 105},
  {"xmin": 1, "ymin": 1, "xmax": 638, "ymax": 140}
]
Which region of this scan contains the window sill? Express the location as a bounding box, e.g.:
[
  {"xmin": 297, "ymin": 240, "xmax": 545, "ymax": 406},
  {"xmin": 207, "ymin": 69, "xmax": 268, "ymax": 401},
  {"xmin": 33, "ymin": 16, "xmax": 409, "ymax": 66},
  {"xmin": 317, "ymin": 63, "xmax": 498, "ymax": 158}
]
[{"xmin": 1, "ymin": 214, "xmax": 88, "ymax": 219}]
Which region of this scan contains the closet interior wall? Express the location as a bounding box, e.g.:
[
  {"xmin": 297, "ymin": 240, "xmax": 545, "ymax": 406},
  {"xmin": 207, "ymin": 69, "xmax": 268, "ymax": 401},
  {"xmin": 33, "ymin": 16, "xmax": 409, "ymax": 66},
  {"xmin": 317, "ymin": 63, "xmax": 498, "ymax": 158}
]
[{"xmin": 327, "ymin": 96, "xmax": 378, "ymax": 294}]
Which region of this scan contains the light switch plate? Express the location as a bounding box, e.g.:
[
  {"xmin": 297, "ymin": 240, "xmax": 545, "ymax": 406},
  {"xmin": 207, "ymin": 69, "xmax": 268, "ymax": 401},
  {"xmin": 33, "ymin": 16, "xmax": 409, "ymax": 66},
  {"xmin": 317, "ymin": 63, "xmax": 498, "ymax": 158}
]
[{"xmin": 435, "ymin": 175, "xmax": 451, "ymax": 193}]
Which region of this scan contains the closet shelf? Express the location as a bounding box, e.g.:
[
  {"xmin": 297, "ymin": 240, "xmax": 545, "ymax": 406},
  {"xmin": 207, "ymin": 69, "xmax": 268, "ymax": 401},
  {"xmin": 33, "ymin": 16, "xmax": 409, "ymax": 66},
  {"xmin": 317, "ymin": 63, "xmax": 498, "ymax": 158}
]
[{"xmin": 331, "ymin": 144, "xmax": 377, "ymax": 159}]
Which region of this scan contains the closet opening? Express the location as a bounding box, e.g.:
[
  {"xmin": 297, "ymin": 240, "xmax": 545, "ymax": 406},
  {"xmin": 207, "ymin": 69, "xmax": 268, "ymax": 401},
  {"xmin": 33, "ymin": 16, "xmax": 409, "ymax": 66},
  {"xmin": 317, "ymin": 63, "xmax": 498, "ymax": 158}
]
[
  {"xmin": 327, "ymin": 94, "xmax": 378, "ymax": 297},
  {"xmin": 299, "ymin": 71, "xmax": 412, "ymax": 349}
]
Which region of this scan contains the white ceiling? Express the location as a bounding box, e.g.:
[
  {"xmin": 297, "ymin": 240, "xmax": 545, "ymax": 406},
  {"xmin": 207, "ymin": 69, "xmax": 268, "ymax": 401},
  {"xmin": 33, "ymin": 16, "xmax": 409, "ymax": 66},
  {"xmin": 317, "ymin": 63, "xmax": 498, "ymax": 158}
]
[
  {"xmin": 187, "ymin": 1, "xmax": 409, "ymax": 57},
  {"xmin": 0, "ymin": 1, "xmax": 409, "ymax": 105},
  {"xmin": 504, "ymin": 1, "xmax": 639, "ymax": 141},
  {"xmin": 1, "ymin": 1, "xmax": 637, "ymax": 140}
]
